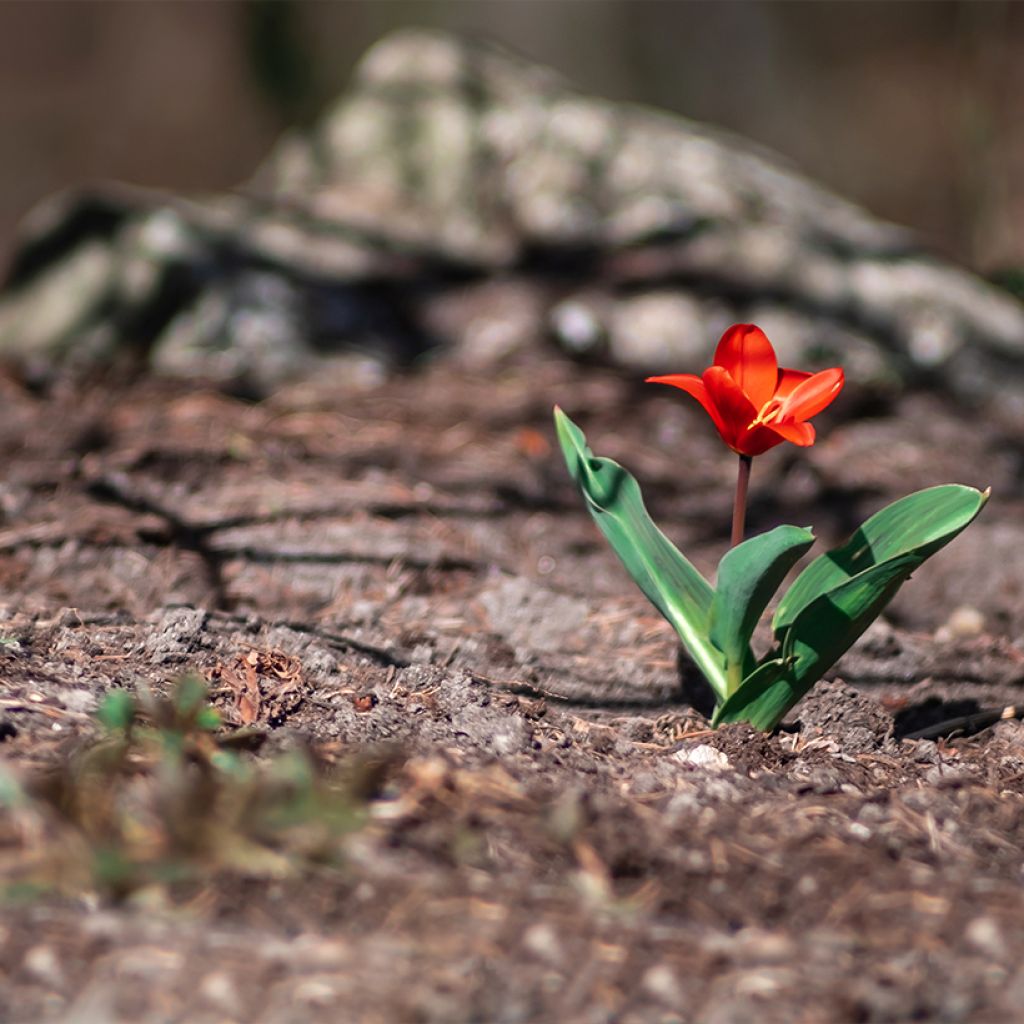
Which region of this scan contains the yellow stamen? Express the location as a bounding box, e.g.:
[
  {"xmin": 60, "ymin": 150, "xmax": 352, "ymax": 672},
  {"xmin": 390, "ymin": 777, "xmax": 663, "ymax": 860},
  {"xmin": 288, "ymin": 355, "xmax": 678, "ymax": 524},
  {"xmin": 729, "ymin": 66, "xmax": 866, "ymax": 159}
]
[{"xmin": 748, "ymin": 399, "xmax": 783, "ymax": 429}]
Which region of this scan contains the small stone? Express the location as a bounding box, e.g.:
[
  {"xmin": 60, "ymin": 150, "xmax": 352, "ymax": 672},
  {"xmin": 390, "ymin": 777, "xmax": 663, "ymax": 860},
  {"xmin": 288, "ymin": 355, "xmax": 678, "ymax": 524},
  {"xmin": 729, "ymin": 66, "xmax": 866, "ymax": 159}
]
[
  {"xmin": 24, "ymin": 945, "xmax": 63, "ymax": 987},
  {"xmin": 733, "ymin": 928, "xmax": 796, "ymax": 965},
  {"xmin": 966, "ymin": 916, "xmax": 1003, "ymax": 958},
  {"xmin": 674, "ymin": 744, "xmax": 731, "ymax": 771},
  {"xmin": 935, "ymin": 605, "xmax": 985, "ymax": 642},
  {"xmin": 642, "ymin": 964, "xmax": 682, "ymax": 1004},
  {"xmin": 522, "ymin": 923, "xmax": 562, "ymax": 964},
  {"xmin": 198, "ymin": 971, "xmax": 241, "ymax": 1013},
  {"xmin": 736, "ymin": 971, "xmax": 785, "ymax": 996},
  {"xmin": 550, "ymin": 299, "xmax": 604, "ymax": 353},
  {"xmin": 294, "ymin": 979, "xmax": 341, "ymax": 1005},
  {"xmin": 796, "ymin": 876, "xmax": 818, "ymax": 896}
]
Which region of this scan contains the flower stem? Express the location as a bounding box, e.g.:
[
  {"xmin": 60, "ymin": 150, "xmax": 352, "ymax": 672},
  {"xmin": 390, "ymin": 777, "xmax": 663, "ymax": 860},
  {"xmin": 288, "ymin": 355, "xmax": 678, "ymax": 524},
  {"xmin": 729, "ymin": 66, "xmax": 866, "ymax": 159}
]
[{"xmin": 731, "ymin": 454, "xmax": 752, "ymax": 548}]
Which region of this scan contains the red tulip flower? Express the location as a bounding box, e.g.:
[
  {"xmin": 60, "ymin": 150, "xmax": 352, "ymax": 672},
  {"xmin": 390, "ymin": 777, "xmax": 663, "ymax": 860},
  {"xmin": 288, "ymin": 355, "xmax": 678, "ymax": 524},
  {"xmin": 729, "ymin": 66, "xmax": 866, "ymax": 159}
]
[
  {"xmin": 647, "ymin": 324, "xmax": 844, "ymax": 546},
  {"xmin": 646, "ymin": 324, "xmax": 844, "ymax": 458}
]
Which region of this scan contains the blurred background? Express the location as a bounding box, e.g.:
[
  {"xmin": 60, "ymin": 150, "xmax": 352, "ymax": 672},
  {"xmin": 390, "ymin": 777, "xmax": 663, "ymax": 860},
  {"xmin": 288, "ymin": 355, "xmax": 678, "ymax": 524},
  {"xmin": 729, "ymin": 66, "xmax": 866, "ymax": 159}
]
[{"xmin": 0, "ymin": 0, "xmax": 1022, "ymax": 276}]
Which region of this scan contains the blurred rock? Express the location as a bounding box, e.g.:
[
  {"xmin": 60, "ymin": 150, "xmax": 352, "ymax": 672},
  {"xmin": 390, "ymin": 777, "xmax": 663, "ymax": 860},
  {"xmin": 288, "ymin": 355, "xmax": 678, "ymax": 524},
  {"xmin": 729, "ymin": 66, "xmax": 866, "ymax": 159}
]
[{"xmin": 1, "ymin": 29, "xmax": 1023, "ymax": 410}]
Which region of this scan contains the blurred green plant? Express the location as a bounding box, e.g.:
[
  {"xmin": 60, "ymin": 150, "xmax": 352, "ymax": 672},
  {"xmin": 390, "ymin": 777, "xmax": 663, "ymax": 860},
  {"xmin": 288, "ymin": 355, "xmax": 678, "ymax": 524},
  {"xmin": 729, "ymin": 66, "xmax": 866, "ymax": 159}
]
[{"xmin": 0, "ymin": 676, "xmax": 368, "ymax": 903}]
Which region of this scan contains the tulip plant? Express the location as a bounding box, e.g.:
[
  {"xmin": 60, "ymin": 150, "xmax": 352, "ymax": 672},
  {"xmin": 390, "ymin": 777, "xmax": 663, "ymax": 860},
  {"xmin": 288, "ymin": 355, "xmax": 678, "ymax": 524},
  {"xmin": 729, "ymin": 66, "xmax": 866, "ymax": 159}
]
[{"xmin": 555, "ymin": 324, "xmax": 987, "ymax": 731}]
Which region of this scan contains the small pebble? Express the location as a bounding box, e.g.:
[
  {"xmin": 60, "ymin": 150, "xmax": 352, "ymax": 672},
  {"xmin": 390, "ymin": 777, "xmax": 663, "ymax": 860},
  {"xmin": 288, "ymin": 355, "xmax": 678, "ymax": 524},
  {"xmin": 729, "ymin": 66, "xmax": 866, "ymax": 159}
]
[
  {"xmin": 733, "ymin": 928, "xmax": 797, "ymax": 965},
  {"xmin": 935, "ymin": 605, "xmax": 985, "ymax": 642},
  {"xmin": 198, "ymin": 971, "xmax": 241, "ymax": 1013},
  {"xmin": 966, "ymin": 916, "xmax": 1003, "ymax": 958},
  {"xmin": 736, "ymin": 971, "xmax": 784, "ymax": 996},
  {"xmin": 294, "ymin": 979, "xmax": 341, "ymax": 1005},
  {"xmin": 674, "ymin": 744, "xmax": 731, "ymax": 771},
  {"xmin": 550, "ymin": 300, "xmax": 603, "ymax": 353},
  {"xmin": 24, "ymin": 945, "xmax": 63, "ymax": 987},
  {"xmin": 523, "ymin": 923, "xmax": 562, "ymax": 964},
  {"xmin": 643, "ymin": 964, "xmax": 682, "ymax": 1004}
]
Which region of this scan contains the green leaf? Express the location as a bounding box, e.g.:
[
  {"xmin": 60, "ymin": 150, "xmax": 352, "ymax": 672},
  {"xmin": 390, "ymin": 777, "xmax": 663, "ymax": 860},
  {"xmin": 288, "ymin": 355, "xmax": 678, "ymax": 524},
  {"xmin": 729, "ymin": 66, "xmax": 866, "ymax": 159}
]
[
  {"xmin": 196, "ymin": 707, "xmax": 222, "ymax": 732},
  {"xmin": 709, "ymin": 525, "xmax": 814, "ymax": 695},
  {"xmin": 97, "ymin": 690, "xmax": 136, "ymax": 733},
  {"xmin": 711, "ymin": 657, "xmax": 789, "ymax": 729},
  {"xmin": 554, "ymin": 407, "xmax": 728, "ymax": 699},
  {"xmin": 172, "ymin": 674, "xmax": 210, "ymax": 720},
  {"xmin": 715, "ymin": 557, "xmax": 915, "ymax": 729},
  {"xmin": 774, "ymin": 485, "xmax": 988, "ymax": 633},
  {"xmin": 719, "ymin": 484, "xmax": 988, "ymax": 730}
]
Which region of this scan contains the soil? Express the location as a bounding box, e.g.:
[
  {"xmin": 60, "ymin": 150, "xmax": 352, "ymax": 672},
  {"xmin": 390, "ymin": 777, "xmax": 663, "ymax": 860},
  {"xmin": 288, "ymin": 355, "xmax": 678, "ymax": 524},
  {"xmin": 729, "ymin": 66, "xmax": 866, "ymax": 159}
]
[{"xmin": 2, "ymin": 346, "xmax": 1024, "ymax": 1023}]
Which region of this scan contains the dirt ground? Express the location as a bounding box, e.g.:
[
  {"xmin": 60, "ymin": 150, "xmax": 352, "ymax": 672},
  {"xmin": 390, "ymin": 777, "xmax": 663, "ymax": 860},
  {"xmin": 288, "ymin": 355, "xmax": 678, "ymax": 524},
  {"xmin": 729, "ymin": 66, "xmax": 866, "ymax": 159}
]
[{"xmin": 3, "ymin": 345, "xmax": 1024, "ymax": 1023}]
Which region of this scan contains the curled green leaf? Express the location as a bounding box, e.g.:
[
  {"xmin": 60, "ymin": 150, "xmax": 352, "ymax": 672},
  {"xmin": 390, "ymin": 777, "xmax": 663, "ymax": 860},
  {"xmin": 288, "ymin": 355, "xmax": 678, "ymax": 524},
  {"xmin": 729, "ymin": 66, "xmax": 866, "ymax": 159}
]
[
  {"xmin": 709, "ymin": 525, "xmax": 814, "ymax": 695},
  {"xmin": 722, "ymin": 486, "xmax": 987, "ymax": 730},
  {"xmin": 774, "ymin": 485, "xmax": 988, "ymax": 633},
  {"xmin": 554, "ymin": 407, "xmax": 729, "ymax": 699}
]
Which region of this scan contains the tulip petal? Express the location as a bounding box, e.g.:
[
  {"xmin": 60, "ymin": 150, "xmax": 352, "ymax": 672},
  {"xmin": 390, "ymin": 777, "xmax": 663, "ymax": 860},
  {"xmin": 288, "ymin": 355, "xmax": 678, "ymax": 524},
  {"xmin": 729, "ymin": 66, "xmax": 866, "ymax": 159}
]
[
  {"xmin": 778, "ymin": 368, "xmax": 845, "ymax": 423},
  {"xmin": 646, "ymin": 373, "xmax": 729, "ymax": 439},
  {"xmin": 702, "ymin": 366, "xmax": 785, "ymax": 455},
  {"xmin": 774, "ymin": 368, "xmax": 812, "ymax": 399},
  {"xmin": 703, "ymin": 367, "xmax": 756, "ymax": 445},
  {"xmin": 740, "ymin": 427, "xmax": 789, "ymax": 457},
  {"xmin": 714, "ymin": 324, "xmax": 778, "ymax": 410},
  {"xmin": 768, "ymin": 421, "xmax": 815, "ymax": 447}
]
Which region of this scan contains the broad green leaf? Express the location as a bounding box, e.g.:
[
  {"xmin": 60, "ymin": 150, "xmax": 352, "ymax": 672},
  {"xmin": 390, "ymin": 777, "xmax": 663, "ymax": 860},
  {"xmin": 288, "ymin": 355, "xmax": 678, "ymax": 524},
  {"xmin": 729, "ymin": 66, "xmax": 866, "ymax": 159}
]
[
  {"xmin": 783, "ymin": 552, "xmax": 917, "ymax": 669},
  {"xmin": 711, "ymin": 657, "xmax": 789, "ymax": 728},
  {"xmin": 719, "ymin": 484, "xmax": 987, "ymax": 730},
  {"xmin": 774, "ymin": 485, "xmax": 988, "ymax": 633},
  {"xmin": 715, "ymin": 556, "xmax": 916, "ymax": 729},
  {"xmin": 554, "ymin": 407, "xmax": 728, "ymax": 699},
  {"xmin": 709, "ymin": 525, "xmax": 814, "ymax": 695}
]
